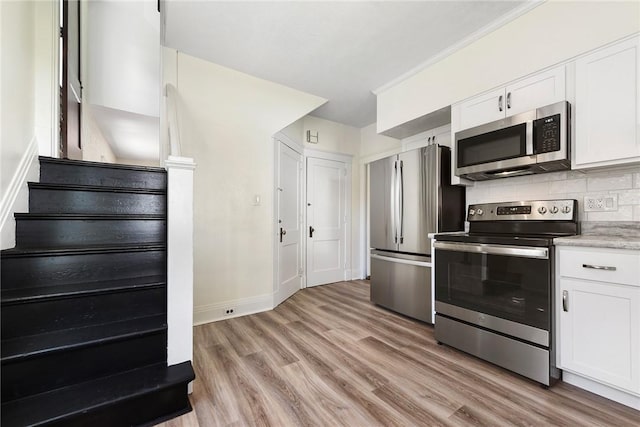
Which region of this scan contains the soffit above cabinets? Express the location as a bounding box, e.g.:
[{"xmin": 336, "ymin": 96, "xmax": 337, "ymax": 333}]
[{"xmin": 380, "ymin": 106, "xmax": 451, "ymax": 140}]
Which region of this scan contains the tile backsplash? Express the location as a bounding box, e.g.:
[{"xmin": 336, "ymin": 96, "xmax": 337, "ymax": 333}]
[{"xmin": 465, "ymin": 165, "xmax": 640, "ymax": 222}]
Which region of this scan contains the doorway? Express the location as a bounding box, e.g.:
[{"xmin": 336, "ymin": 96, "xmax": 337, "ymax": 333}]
[
  {"xmin": 274, "ymin": 139, "xmax": 304, "ymax": 306},
  {"xmin": 306, "ymin": 156, "xmax": 350, "ymax": 287}
]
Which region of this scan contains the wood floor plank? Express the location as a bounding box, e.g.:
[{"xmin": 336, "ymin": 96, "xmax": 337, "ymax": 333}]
[{"xmin": 157, "ymin": 281, "xmax": 640, "ymax": 427}]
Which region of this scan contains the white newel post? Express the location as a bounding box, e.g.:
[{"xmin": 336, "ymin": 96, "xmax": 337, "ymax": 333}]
[{"xmin": 165, "ymin": 155, "xmax": 196, "ymax": 391}]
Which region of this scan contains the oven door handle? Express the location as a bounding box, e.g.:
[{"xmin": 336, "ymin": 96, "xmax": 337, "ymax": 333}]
[{"xmin": 433, "ymin": 241, "xmax": 549, "ymax": 259}]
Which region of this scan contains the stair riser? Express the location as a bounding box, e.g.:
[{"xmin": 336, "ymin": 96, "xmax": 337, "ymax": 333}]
[
  {"xmin": 29, "ymin": 188, "xmax": 166, "ymax": 215},
  {"xmin": 45, "ymin": 383, "xmax": 190, "ymax": 427},
  {"xmin": 40, "ymin": 161, "xmax": 167, "ymax": 190},
  {"xmin": 1, "ymin": 287, "xmax": 166, "ymax": 339},
  {"xmin": 1, "ymin": 249, "xmax": 166, "ymax": 289},
  {"xmin": 16, "ymin": 218, "xmax": 166, "ymax": 248},
  {"xmin": 2, "ymin": 332, "xmax": 167, "ymax": 401}
]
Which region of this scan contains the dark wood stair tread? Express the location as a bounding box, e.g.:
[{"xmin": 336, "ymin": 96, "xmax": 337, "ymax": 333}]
[
  {"xmin": 1, "ymin": 314, "xmax": 167, "ymax": 363},
  {"xmin": 38, "ymin": 156, "xmax": 166, "ymax": 173},
  {"xmin": 1, "ymin": 275, "xmax": 166, "ymax": 304},
  {"xmin": 14, "ymin": 213, "xmax": 166, "ymax": 220},
  {"xmin": 1, "ymin": 243, "xmax": 166, "ymax": 258},
  {"xmin": 1, "ymin": 361, "xmax": 194, "ymax": 426},
  {"xmin": 28, "ymin": 182, "xmax": 166, "ymax": 194}
]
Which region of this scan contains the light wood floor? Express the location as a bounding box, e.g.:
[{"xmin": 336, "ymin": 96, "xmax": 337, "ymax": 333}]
[{"xmin": 158, "ymin": 280, "xmax": 640, "ymax": 426}]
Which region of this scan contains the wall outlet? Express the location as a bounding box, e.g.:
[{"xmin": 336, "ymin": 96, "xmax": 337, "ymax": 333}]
[
  {"xmin": 584, "ymin": 195, "xmax": 618, "ymax": 212},
  {"xmin": 223, "ymin": 308, "xmax": 235, "ymax": 316}
]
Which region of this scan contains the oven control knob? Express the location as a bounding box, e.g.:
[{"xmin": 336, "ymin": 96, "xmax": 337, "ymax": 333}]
[
  {"xmin": 562, "ymin": 205, "xmax": 572, "ymax": 214},
  {"xmin": 550, "ymin": 206, "xmax": 559, "ymax": 214},
  {"xmin": 476, "ymin": 209, "xmax": 484, "ymax": 216},
  {"xmin": 538, "ymin": 206, "xmax": 547, "ymax": 215},
  {"xmin": 469, "ymin": 209, "xmax": 476, "ymax": 216}
]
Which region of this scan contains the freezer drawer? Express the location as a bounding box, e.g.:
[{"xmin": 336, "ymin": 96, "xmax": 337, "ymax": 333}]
[{"xmin": 370, "ymin": 251, "xmax": 432, "ymax": 323}]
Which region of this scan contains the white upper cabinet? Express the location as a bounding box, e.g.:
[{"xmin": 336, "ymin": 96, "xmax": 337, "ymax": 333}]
[
  {"xmin": 456, "ymin": 88, "xmax": 505, "ymax": 131},
  {"xmin": 454, "ymin": 65, "xmax": 566, "ymax": 132},
  {"xmin": 401, "ymin": 124, "xmax": 451, "ymax": 152},
  {"xmin": 574, "ymin": 36, "xmax": 640, "ymax": 169}
]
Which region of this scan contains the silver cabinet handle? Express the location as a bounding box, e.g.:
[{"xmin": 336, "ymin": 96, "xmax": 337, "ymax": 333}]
[
  {"xmin": 562, "ymin": 290, "xmax": 568, "ymax": 312},
  {"xmin": 506, "ymin": 92, "xmax": 512, "ymax": 109},
  {"xmin": 582, "ymin": 264, "xmax": 616, "ymax": 271},
  {"xmin": 498, "ymin": 95, "xmax": 503, "ymax": 112}
]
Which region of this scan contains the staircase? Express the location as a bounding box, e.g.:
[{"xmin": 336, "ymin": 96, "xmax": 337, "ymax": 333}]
[{"xmin": 1, "ymin": 157, "xmax": 195, "ymax": 426}]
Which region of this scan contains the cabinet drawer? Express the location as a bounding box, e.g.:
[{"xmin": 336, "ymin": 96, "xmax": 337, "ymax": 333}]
[{"xmin": 559, "ymin": 247, "xmax": 640, "ymax": 286}]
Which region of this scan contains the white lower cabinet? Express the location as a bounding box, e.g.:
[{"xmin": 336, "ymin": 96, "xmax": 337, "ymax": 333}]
[{"xmin": 556, "ymin": 246, "xmax": 640, "ymax": 409}]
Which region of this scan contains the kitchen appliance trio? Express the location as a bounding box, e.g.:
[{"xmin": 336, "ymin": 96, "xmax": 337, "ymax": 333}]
[{"xmin": 368, "ymin": 100, "xmax": 576, "ymax": 385}]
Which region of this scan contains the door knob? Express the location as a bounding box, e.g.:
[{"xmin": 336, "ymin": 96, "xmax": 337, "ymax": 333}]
[
  {"xmin": 309, "ymin": 226, "xmax": 315, "ymax": 238},
  {"xmin": 279, "ymin": 227, "xmax": 287, "ymax": 242}
]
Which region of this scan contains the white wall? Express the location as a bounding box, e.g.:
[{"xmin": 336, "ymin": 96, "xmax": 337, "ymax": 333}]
[
  {"xmin": 377, "ymin": 0, "xmax": 640, "ymax": 133},
  {"xmin": 166, "ymin": 50, "xmax": 325, "ymax": 324},
  {"xmin": 1, "ymin": 1, "xmax": 35, "ymax": 196},
  {"xmin": 279, "ymin": 118, "xmax": 304, "ymax": 146},
  {"xmin": 360, "ymin": 122, "xmax": 401, "ymax": 161},
  {"xmin": 86, "ymin": 0, "xmax": 160, "ymax": 117},
  {"xmin": 82, "ymin": 105, "xmax": 117, "ymax": 164},
  {"xmin": 466, "ymin": 166, "xmax": 640, "ymax": 223},
  {"xmin": 0, "ymin": 1, "xmax": 40, "ymax": 249}
]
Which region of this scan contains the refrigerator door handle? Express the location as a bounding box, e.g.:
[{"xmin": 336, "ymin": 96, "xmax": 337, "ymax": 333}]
[
  {"xmin": 399, "ymin": 160, "xmax": 404, "ymax": 244},
  {"xmin": 393, "ymin": 160, "xmax": 398, "ymax": 244}
]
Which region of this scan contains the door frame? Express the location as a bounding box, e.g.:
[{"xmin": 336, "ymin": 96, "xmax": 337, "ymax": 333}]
[
  {"xmin": 272, "ymin": 133, "xmax": 305, "ymax": 305},
  {"xmin": 304, "ymin": 148, "xmax": 353, "ymax": 287}
]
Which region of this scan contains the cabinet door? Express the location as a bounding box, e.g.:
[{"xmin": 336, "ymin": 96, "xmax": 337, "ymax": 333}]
[
  {"xmin": 560, "ymin": 278, "xmax": 640, "ymax": 393},
  {"xmin": 574, "ymin": 37, "xmax": 640, "ymax": 168},
  {"xmin": 456, "ymin": 88, "xmax": 506, "ymax": 131},
  {"xmin": 505, "ymin": 66, "xmax": 566, "ymax": 117}
]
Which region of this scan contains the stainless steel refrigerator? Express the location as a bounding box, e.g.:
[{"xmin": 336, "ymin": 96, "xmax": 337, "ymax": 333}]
[{"xmin": 369, "ymin": 144, "xmax": 464, "ymax": 323}]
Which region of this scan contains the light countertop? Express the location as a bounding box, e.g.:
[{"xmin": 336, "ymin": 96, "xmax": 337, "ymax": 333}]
[{"xmin": 554, "ymin": 221, "xmax": 640, "ymax": 250}]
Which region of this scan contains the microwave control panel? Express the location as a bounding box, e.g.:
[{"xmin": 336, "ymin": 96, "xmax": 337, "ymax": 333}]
[{"xmin": 533, "ymin": 114, "xmax": 561, "ymax": 154}]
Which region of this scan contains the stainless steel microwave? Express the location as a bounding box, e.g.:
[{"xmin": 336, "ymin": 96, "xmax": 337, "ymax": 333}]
[{"xmin": 455, "ymin": 101, "xmax": 570, "ymax": 181}]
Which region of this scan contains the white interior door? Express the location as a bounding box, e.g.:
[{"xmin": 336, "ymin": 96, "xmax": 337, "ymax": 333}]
[
  {"xmin": 276, "ymin": 141, "xmax": 303, "ymax": 305},
  {"xmin": 306, "ymin": 157, "xmax": 347, "ymax": 287}
]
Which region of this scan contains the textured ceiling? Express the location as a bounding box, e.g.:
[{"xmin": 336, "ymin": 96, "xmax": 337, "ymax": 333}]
[{"xmin": 163, "ymin": 1, "xmax": 528, "ymax": 128}]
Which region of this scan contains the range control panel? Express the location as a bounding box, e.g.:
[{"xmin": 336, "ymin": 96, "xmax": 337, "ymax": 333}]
[{"xmin": 468, "ymin": 199, "xmax": 577, "ymax": 221}]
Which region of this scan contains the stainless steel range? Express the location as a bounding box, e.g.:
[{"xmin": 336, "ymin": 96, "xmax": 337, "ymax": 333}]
[{"xmin": 433, "ymin": 199, "xmax": 578, "ymax": 386}]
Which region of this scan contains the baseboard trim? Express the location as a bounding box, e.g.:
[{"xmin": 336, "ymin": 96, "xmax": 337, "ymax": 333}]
[
  {"xmin": 193, "ymin": 293, "xmax": 273, "ymax": 325},
  {"xmin": 1, "ymin": 137, "xmax": 39, "ymax": 249},
  {"xmin": 563, "ymin": 371, "xmax": 640, "ymax": 410}
]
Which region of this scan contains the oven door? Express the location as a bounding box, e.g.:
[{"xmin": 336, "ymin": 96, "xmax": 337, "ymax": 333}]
[{"xmin": 434, "ymin": 241, "xmax": 550, "ymax": 332}]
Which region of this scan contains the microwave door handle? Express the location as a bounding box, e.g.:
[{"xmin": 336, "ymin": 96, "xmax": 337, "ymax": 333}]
[{"xmin": 525, "ymin": 120, "xmax": 534, "ymax": 155}]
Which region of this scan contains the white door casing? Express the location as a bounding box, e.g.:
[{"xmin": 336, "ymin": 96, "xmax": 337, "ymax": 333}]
[
  {"xmin": 275, "ymin": 140, "xmax": 303, "ymax": 305},
  {"xmin": 306, "ymin": 157, "xmax": 348, "ymax": 287}
]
